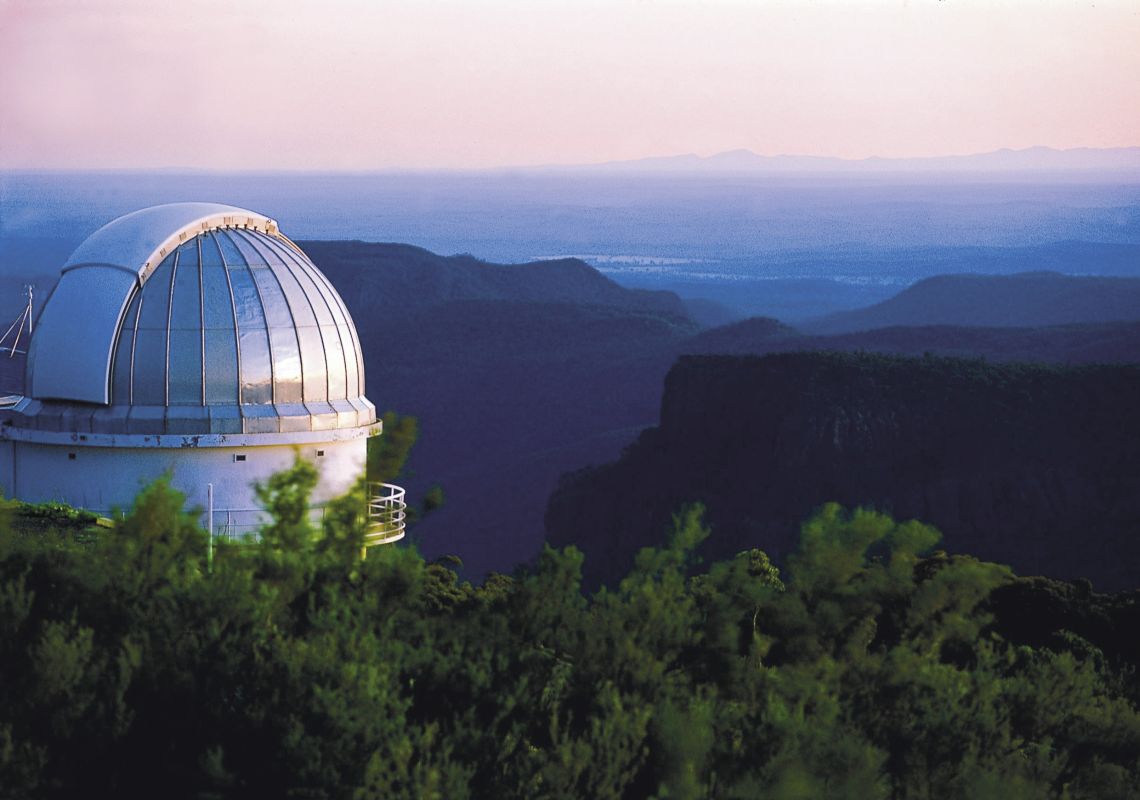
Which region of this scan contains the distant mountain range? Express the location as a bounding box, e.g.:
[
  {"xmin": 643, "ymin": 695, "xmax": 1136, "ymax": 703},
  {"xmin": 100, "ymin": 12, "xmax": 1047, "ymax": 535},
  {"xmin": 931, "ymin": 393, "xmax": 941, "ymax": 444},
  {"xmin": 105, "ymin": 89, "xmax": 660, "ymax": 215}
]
[
  {"xmin": 302, "ymin": 242, "xmax": 686, "ymax": 320},
  {"xmin": 804, "ymin": 271, "xmax": 1140, "ymax": 334},
  {"xmin": 554, "ymin": 146, "xmax": 1140, "ymax": 175}
]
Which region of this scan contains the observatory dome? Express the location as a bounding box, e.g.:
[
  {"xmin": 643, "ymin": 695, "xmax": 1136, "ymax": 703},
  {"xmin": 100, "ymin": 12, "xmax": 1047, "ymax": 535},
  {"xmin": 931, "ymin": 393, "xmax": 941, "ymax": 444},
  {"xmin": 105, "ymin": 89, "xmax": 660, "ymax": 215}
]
[{"xmin": 21, "ymin": 203, "xmax": 375, "ymax": 436}]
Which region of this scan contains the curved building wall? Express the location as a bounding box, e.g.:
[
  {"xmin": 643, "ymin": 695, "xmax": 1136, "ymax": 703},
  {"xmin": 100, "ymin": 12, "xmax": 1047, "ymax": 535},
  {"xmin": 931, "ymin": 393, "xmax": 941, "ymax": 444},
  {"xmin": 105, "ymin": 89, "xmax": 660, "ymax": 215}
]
[{"xmin": 0, "ymin": 437, "xmax": 366, "ymax": 535}]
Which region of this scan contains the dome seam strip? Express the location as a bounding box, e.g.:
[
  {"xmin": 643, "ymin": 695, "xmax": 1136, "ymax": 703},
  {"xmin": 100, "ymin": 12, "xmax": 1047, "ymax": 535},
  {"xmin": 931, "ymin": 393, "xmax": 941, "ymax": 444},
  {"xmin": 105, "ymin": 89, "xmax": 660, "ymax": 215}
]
[
  {"xmin": 235, "ymin": 229, "xmax": 308, "ymax": 411},
  {"xmin": 266, "ymin": 235, "xmax": 340, "ymax": 403},
  {"xmin": 273, "ymin": 236, "xmax": 351, "ymax": 402}
]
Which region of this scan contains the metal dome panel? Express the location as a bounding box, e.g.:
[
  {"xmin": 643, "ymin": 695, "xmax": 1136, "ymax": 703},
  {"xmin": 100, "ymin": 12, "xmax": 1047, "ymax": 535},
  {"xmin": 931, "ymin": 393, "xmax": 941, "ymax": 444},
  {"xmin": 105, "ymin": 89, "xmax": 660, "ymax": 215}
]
[
  {"xmin": 24, "ymin": 204, "xmax": 375, "ymax": 436},
  {"xmin": 62, "ymin": 202, "xmax": 279, "ymax": 284},
  {"xmin": 27, "ymin": 265, "xmax": 137, "ymax": 404}
]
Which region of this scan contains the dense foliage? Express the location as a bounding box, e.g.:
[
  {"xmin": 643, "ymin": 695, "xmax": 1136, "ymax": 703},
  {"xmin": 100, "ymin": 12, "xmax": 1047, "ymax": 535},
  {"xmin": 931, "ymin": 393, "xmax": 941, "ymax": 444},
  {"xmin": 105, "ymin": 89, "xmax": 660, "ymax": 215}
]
[{"xmin": 1, "ymin": 467, "xmax": 1138, "ymax": 799}]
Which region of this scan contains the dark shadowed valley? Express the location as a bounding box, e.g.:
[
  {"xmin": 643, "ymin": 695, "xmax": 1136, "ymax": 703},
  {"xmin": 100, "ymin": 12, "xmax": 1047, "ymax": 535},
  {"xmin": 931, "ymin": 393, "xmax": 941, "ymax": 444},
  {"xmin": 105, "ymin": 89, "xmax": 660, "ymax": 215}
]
[
  {"xmin": 296, "ymin": 242, "xmax": 1140, "ymax": 581},
  {"xmin": 546, "ymin": 352, "xmax": 1140, "ymax": 590}
]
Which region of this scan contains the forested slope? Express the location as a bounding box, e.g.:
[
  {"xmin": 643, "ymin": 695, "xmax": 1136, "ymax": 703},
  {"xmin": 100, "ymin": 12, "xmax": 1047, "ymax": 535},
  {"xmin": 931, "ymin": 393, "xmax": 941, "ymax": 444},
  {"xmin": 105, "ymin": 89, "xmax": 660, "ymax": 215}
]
[{"xmin": 2, "ymin": 471, "xmax": 1138, "ymax": 798}]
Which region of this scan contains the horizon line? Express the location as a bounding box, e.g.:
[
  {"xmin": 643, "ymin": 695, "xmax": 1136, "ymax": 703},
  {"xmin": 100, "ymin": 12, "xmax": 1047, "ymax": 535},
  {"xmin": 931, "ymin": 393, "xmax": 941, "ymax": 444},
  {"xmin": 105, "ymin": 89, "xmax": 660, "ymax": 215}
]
[{"xmin": 4, "ymin": 144, "xmax": 1140, "ymax": 176}]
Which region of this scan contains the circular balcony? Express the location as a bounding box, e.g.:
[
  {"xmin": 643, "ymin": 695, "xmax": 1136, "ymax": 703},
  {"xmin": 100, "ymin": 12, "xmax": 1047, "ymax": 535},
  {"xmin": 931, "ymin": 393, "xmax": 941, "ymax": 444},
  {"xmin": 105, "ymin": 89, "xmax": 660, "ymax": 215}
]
[
  {"xmin": 206, "ymin": 481, "xmax": 406, "ymax": 547},
  {"xmin": 365, "ymin": 482, "xmax": 407, "ymax": 546}
]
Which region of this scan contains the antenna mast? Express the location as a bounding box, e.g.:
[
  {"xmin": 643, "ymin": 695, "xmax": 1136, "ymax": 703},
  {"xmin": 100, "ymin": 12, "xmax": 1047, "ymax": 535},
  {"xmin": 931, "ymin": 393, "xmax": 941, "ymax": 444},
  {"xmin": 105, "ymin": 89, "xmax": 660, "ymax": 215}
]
[{"xmin": 0, "ymin": 285, "xmax": 34, "ymax": 358}]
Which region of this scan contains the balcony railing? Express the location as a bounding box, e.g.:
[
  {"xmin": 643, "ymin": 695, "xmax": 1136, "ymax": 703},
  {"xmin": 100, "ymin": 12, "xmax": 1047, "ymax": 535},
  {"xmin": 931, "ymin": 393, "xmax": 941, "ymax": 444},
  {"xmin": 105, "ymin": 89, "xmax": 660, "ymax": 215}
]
[
  {"xmin": 202, "ymin": 482, "xmax": 407, "ymax": 548},
  {"xmin": 365, "ymin": 482, "xmax": 407, "ymax": 546}
]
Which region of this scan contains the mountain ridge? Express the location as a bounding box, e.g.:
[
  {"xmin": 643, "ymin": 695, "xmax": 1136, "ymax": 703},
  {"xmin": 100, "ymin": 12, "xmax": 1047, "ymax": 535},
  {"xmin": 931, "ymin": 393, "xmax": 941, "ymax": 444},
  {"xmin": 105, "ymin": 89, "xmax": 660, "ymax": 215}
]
[
  {"xmin": 300, "ymin": 240, "xmax": 688, "ymax": 321},
  {"xmin": 556, "ymin": 145, "xmax": 1140, "ymax": 175},
  {"xmin": 804, "ymin": 271, "xmax": 1140, "ymax": 334}
]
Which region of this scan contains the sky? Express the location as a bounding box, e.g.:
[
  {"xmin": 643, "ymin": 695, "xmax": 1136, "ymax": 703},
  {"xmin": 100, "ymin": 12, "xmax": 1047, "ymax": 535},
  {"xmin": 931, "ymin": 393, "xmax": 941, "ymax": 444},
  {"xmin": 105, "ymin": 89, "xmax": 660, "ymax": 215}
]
[{"xmin": 1, "ymin": 0, "xmax": 1138, "ymax": 171}]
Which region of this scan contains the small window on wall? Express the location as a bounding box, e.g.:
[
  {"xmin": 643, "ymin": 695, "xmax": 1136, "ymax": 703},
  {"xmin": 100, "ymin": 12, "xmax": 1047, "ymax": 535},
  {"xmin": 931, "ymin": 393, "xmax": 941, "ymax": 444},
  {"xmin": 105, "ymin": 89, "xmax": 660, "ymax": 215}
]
[
  {"xmin": 233, "ymin": 454, "xmax": 247, "ymax": 463},
  {"xmin": 67, "ymin": 452, "xmax": 77, "ymax": 461},
  {"xmin": 316, "ymin": 449, "xmax": 325, "ymax": 458}
]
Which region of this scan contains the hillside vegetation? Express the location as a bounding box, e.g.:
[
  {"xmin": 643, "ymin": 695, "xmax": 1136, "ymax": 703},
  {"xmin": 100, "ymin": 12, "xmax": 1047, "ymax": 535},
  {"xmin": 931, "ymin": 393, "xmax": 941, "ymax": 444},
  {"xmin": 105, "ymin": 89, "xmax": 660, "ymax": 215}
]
[{"xmin": 2, "ymin": 467, "xmax": 1138, "ymax": 799}]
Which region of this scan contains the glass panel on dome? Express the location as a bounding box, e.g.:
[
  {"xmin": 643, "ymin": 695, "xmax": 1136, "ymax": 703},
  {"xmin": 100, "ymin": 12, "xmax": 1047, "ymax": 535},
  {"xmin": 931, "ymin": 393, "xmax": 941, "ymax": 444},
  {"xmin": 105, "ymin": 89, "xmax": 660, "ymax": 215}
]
[
  {"xmin": 227, "ymin": 229, "xmax": 270, "ymax": 266},
  {"xmin": 168, "ymin": 329, "xmax": 203, "ymax": 404},
  {"xmin": 296, "ymin": 323, "xmax": 327, "ymax": 402},
  {"xmin": 202, "ymin": 256, "xmax": 235, "ymax": 330},
  {"xmin": 252, "ymin": 232, "xmax": 287, "ymax": 265},
  {"xmin": 228, "ymin": 266, "xmax": 265, "ymax": 329},
  {"xmin": 136, "ymin": 254, "xmax": 175, "ymax": 331},
  {"xmin": 269, "ymin": 326, "xmax": 303, "ymax": 403},
  {"xmin": 258, "ymin": 234, "xmax": 302, "ymax": 270},
  {"xmin": 170, "ymin": 240, "xmax": 202, "ymax": 330},
  {"xmin": 294, "ymin": 258, "xmax": 362, "ymax": 395},
  {"xmin": 120, "ymin": 286, "xmax": 142, "ymax": 329},
  {"xmin": 273, "ymin": 243, "xmax": 335, "ymax": 325},
  {"xmin": 204, "ymin": 328, "xmax": 239, "ymax": 404},
  {"xmin": 231, "ymin": 231, "xmax": 285, "ymax": 271},
  {"xmin": 249, "ymin": 263, "xmax": 294, "ymax": 328},
  {"xmin": 343, "ymin": 318, "xmax": 365, "ymax": 396},
  {"xmin": 265, "ymin": 250, "xmax": 318, "ymax": 327},
  {"xmin": 200, "ymin": 232, "xmax": 225, "ymax": 268},
  {"xmin": 353, "ymin": 328, "xmax": 366, "ymax": 395},
  {"xmin": 307, "ymin": 269, "xmax": 349, "ymax": 329},
  {"xmin": 214, "ymin": 229, "xmax": 247, "ymax": 267},
  {"xmin": 336, "ymin": 322, "xmax": 359, "ymax": 400},
  {"xmin": 297, "ymin": 254, "xmax": 352, "ymax": 323},
  {"xmin": 111, "ymin": 329, "xmax": 134, "ymax": 404},
  {"xmin": 321, "ymin": 325, "xmax": 347, "ymax": 399},
  {"xmin": 110, "ymin": 289, "xmax": 142, "ymax": 404},
  {"xmin": 132, "ymin": 332, "xmax": 167, "ymax": 405},
  {"xmin": 239, "ymin": 328, "xmax": 273, "ymax": 404}
]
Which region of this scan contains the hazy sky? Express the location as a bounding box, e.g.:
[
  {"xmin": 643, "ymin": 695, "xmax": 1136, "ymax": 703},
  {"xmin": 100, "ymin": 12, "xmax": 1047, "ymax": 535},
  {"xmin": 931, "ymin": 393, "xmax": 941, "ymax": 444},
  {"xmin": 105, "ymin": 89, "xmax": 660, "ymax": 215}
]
[{"xmin": 2, "ymin": 0, "xmax": 1138, "ymax": 170}]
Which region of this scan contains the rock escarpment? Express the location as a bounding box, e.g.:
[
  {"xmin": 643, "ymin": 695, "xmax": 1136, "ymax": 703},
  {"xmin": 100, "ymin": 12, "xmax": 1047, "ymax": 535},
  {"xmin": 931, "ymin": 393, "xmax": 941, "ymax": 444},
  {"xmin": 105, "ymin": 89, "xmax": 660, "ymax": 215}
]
[{"xmin": 546, "ymin": 352, "xmax": 1140, "ymax": 590}]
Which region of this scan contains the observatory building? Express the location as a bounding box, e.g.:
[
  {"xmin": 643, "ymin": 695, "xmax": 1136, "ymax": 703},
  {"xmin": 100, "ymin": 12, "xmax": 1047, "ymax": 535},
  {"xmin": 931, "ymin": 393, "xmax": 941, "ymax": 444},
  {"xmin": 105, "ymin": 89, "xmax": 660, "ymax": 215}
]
[{"xmin": 0, "ymin": 202, "xmax": 404, "ymax": 544}]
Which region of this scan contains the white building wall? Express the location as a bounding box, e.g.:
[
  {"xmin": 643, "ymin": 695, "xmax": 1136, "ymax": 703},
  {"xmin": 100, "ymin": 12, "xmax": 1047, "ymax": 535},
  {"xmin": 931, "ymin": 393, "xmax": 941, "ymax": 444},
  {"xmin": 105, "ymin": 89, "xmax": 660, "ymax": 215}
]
[
  {"xmin": 0, "ymin": 440, "xmax": 14, "ymax": 501},
  {"xmin": 2, "ymin": 438, "xmax": 366, "ymax": 535}
]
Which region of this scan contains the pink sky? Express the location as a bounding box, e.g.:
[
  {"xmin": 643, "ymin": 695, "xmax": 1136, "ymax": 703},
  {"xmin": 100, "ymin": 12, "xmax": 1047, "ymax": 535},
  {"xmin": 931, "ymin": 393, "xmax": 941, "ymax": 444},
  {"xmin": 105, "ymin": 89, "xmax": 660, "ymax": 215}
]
[{"xmin": 2, "ymin": 0, "xmax": 1138, "ymax": 170}]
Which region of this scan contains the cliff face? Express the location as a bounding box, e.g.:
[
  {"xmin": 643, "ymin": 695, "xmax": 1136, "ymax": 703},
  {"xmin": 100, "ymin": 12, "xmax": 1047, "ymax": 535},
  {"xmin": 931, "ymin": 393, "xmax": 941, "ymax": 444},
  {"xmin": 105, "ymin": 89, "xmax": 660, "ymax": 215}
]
[{"xmin": 545, "ymin": 352, "xmax": 1140, "ymax": 590}]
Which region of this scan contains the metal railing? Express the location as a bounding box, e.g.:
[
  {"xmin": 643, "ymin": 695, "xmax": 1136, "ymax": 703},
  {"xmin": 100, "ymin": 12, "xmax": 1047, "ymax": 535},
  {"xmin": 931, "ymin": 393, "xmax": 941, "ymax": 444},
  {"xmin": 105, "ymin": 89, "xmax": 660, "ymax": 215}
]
[
  {"xmin": 201, "ymin": 482, "xmax": 407, "ymax": 549},
  {"xmin": 365, "ymin": 482, "xmax": 407, "ymax": 546},
  {"xmin": 210, "ymin": 509, "xmax": 267, "ymax": 544}
]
